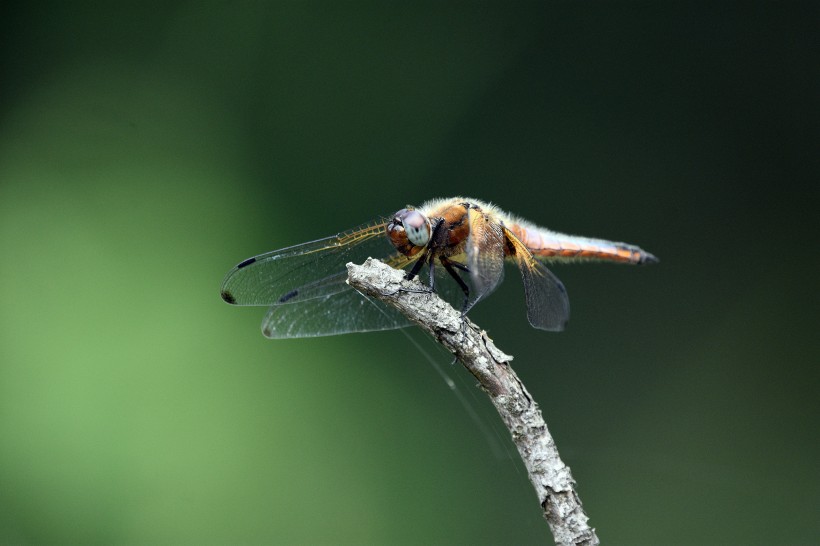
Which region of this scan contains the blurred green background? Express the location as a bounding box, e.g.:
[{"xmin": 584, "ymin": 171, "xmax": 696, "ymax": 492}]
[{"xmin": 1, "ymin": 2, "xmax": 817, "ymax": 544}]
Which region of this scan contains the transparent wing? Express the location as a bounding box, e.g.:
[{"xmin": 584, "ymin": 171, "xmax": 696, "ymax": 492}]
[
  {"xmin": 261, "ymin": 283, "xmax": 411, "ymax": 338},
  {"xmin": 518, "ymin": 260, "xmax": 570, "ymax": 331},
  {"xmin": 220, "ymin": 219, "xmax": 419, "ymax": 338},
  {"xmin": 221, "ymin": 220, "xmax": 393, "ymax": 306},
  {"xmin": 504, "ymin": 227, "xmax": 570, "ymax": 332},
  {"xmin": 464, "ymin": 207, "xmax": 505, "ymax": 312}
]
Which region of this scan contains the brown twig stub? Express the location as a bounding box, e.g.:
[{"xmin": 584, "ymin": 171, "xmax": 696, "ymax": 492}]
[{"xmin": 346, "ymin": 258, "xmax": 600, "ymax": 546}]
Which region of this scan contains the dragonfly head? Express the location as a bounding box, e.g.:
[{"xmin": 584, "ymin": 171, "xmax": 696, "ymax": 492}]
[{"xmin": 387, "ymin": 208, "xmax": 431, "ymax": 255}]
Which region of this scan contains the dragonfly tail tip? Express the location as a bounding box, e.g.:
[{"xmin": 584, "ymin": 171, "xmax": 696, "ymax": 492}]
[{"xmin": 641, "ymin": 251, "xmax": 659, "ymax": 265}]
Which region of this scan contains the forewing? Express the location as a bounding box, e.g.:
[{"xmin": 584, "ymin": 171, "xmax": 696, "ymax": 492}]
[
  {"xmin": 465, "ymin": 207, "xmax": 505, "ymax": 311},
  {"xmin": 220, "ymin": 221, "xmax": 391, "ymax": 306},
  {"xmin": 505, "ymin": 228, "xmax": 570, "ymax": 331},
  {"xmin": 221, "ymin": 219, "xmax": 422, "ymax": 338}
]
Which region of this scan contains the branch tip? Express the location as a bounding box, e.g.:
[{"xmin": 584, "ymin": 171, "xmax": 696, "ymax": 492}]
[{"xmin": 347, "ymin": 258, "xmax": 599, "ymax": 546}]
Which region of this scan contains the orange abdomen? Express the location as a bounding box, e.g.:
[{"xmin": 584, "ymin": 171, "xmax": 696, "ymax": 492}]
[{"xmin": 508, "ymin": 224, "xmax": 657, "ymax": 265}]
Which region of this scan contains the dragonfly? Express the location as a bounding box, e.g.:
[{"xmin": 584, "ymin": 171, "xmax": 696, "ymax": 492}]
[{"xmin": 220, "ymin": 197, "xmax": 657, "ymax": 338}]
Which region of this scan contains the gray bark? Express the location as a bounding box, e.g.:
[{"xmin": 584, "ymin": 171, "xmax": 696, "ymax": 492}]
[{"xmin": 347, "ymin": 258, "xmax": 600, "ymax": 546}]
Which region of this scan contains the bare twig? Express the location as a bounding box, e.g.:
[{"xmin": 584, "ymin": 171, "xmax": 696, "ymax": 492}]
[{"xmin": 346, "ymin": 258, "xmax": 600, "ymax": 546}]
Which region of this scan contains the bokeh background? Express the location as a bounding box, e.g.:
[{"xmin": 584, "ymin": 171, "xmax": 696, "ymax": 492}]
[{"xmin": 1, "ymin": 2, "xmax": 817, "ymax": 544}]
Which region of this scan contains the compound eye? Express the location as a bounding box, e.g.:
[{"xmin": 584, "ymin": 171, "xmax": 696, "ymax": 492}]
[{"xmin": 401, "ymin": 210, "xmax": 430, "ymax": 247}]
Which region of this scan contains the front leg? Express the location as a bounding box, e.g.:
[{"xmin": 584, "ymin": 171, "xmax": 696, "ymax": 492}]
[
  {"xmin": 405, "ymin": 253, "xmax": 427, "ymax": 281},
  {"xmin": 401, "ymin": 253, "xmax": 438, "ymax": 296}
]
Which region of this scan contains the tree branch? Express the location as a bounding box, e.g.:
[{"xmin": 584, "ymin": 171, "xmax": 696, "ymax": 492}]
[{"xmin": 346, "ymin": 258, "xmax": 600, "ymax": 546}]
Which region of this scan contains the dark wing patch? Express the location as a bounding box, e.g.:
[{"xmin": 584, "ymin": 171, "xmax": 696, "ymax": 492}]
[
  {"xmin": 237, "ymin": 257, "xmax": 257, "ymax": 269},
  {"xmin": 221, "ymin": 290, "xmax": 237, "ymax": 304},
  {"xmin": 278, "ymin": 289, "xmax": 299, "ymax": 303}
]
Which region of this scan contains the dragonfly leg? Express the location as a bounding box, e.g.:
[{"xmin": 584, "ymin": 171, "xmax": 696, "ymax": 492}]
[
  {"xmin": 446, "ymin": 260, "xmax": 470, "ymax": 274},
  {"xmin": 441, "ymin": 259, "xmax": 473, "ymax": 339},
  {"xmin": 401, "ymin": 247, "xmax": 437, "ymax": 295},
  {"xmin": 405, "ymin": 253, "xmax": 426, "ymax": 281},
  {"xmin": 399, "ymin": 256, "xmax": 434, "ymax": 295},
  {"xmin": 440, "ymin": 257, "xmax": 471, "ymax": 314},
  {"xmin": 427, "ymin": 256, "xmax": 436, "ymax": 292}
]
